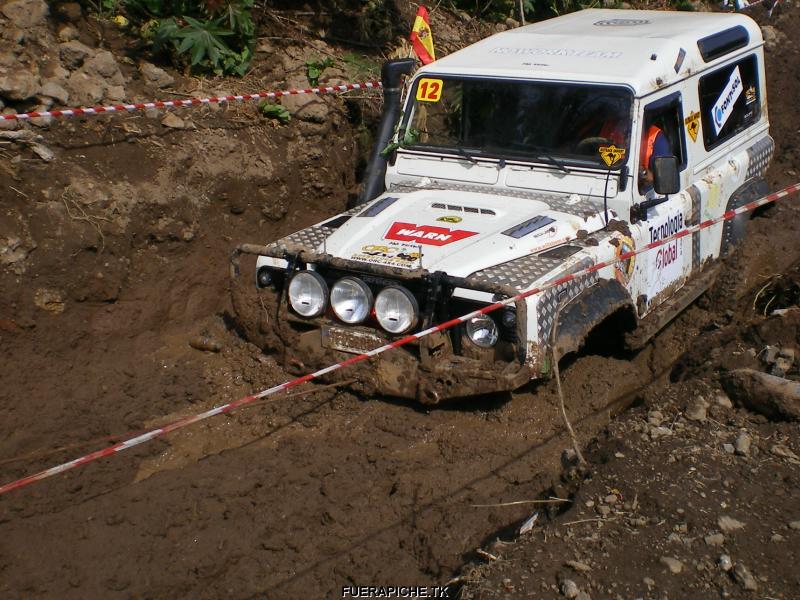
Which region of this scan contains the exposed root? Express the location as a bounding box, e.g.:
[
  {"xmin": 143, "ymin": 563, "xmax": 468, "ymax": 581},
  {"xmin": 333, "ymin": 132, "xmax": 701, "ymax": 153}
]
[{"xmin": 61, "ymin": 187, "xmax": 112, "ymax": 252}]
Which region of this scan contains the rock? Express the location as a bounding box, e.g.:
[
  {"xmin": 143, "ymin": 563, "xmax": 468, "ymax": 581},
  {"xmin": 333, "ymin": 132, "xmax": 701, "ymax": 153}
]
[
  {"xmin": 565, "ymin": 560, "xmax": 591, "ymax": 573},
  {"xmin": 718, "ymin": 516, "xmax": 745, "ymax": 532},
  {"xmin": 705, "ymin": 533, "xmax": 725, "ymax": 546},
  {"xmin": 54, "ymin": 1, "xmax": 81, "ymax": 22},
  {"xmin": 604, "ymin": 494, "xmax": 618, "ymax": 505},
  {"xmin": 643, "ymin": 576, "xmax": 655, "ymax": 587},
  {"xmin": 718, "ymin": 554, "xmax": 733, "ymax": 571},
  {"xmin": 772, "ymin": 355, "xmax": 793, "ymax": 377},
  {"xmin": 140, "ymin": 62, "xmax": 175, "ymax": 88},
  {"xmin": 30, "ymin": 105, "xmax": 53, "ymax": 128},
  {"xmin": 561, "ymin": 579, "xmax": 579, "ymax": 598},
  {"xmin": 0, "ymin": 236, "xmax": 35, "ymax": 273},
  {"xmin": 33, "ymin": 288, "xmax": 65, "ymax": 313},
  {"xmin": 660, "ymin": 556, "xmax": 683, "ymax": 574},
  {"xmin": 650, "ymin": 426, "xmax": 673, "ymax": 439},
  {"xmin": 597, "ymin": 505, "xmax": 611, "ymax": 517},
  {"xmin": 723, "ymin": 443, "xmax": 735, "ymax": 454},
  {"xmin": 30, "ymin": 142, "xmax": 54, "ymax": 161},
  {"xmin": 59, "ymin": 41, "xmax": 93, "ymax": 70},
  {"xmin": 685, "ymin": 396, "xmax": 709, "ymax": 422},
  {"xmin": 762, "ymin": 345, "xmax": 780, "ymax": 364},
  {"xmin": 789, "ymin": 521, "xmax": 800, "ymax": 530},
  {"xmin": 575, "ymin": 592, "xmax": 591, "ymax": 600},
  {"xmin": 732, "ymin": 563, "xmax": 758, "ymax": 591},
  {"xmin": 1, "ymin": 0, "xmax": 48, "ymax": 28},
  {"xmin": 761, "ymin": 25, "xmax": 786, "ymax": 52},
  {"xmin": 0, "ymin": 71, "xmax": 40, "ymax": 101},
  {"xmin": 715, "ymin": 390, "xmax": 733, "ymax": 409},
  {"xmin": 85, "ymin": 51, "xmax": 124, "ymax": 84},
  {"xmin": 105, "ymin": 85, "xmax": 125, "ymax": 101},
  {"xmin": 65, "ymin": 70, "xmax": 105, "ymax": 106},
  {"xmin": 722, "ymin": 369, "xmax": 800, "ymax": 420},
  {"xmin": 280, "ymin": 95, "xmax": 328, "ymax": 124},
  {"xmin": 647, "ymin": 410, "xmax": 664, "ymax": 426},
  {"xmin": 189, "ymin": 335, "xmax": 221, "ymax": 353},
  {"xmin": 40, "ymin": 81, "xmax": 70, "ymax": 105},
  {"xmin": 161, "ymin": 113, "xmax": 185, "ymax": 129},
  {"xmin": 771, "ymin": 533, "xmax": 785, "ymax": 542},
  {"xmin": 734, "ymin": 432, "xmax": 752, "ymax": 456},
  {"xmin": 771, "ymin": 444, "xmax": 800, "ymax": 462},
  {"xmin": 58, "ymin": 25, "xmax": 79, "ymax": 42}
]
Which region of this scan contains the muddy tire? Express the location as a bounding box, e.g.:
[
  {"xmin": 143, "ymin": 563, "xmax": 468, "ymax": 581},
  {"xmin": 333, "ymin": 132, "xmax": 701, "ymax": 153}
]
[{"xmin": 720, "ymin": 177, "xmax": 769, "ymax": 257}]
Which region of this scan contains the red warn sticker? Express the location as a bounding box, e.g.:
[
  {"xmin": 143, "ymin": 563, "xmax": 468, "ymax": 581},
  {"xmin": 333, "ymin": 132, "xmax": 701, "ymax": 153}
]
[{"xmin": 384, "ymin": 222, "xmax": 478, "ymax": 246}]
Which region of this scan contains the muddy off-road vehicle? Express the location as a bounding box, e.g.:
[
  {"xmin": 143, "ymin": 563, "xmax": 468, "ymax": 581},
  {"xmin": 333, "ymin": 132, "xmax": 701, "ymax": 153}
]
[{"xmin": 231, "ymin": 9, "xmax": 773, "ymax": 403}]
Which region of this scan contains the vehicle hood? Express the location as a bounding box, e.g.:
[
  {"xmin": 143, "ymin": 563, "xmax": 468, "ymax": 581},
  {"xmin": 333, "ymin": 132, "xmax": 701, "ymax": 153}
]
[{"xmin": 322, "ymin": 189, "xmax": 606, "ymax": 278}]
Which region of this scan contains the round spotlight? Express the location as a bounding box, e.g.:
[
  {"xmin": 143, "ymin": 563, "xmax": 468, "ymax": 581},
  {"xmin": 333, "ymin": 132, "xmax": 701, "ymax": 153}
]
[
  {"xmin": 256, "ymin": 267, "xmax": 273, "ymax": 288},
  {"xmin": 288, "ymin": 270, "xmax": 327, "ymax": 317},
  {"xmin": 501, "ymin": 308, "xmax": 517, "ymax": 329},
  {"xmin": 466, "ymin": 314, "xmax": 499, "ymax": 348},
  {"xmin": 331, "ymin": 277, "xmax": 373, "ymax": 324},
  {"xmin": 375, "ymin": 286, "xmax": 419, "ymax": 334}
]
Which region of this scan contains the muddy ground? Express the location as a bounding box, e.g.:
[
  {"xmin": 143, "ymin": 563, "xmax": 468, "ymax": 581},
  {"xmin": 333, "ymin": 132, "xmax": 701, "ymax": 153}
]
[{"xmin": 1, "ymin": 3, "xmax": 799, "ymax": 600}]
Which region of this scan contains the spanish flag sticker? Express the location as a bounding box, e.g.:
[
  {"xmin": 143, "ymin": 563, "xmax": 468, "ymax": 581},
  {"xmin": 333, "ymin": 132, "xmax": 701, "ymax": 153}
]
[{"xmin": 410, "ymin": 6, "xmax": 435, "ymax": 65}]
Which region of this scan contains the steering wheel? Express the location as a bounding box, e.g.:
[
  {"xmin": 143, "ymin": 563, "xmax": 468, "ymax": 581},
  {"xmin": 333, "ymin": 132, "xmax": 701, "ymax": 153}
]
[{"xmin": 575, "ymin": 136, "xmax": 613, "ymax": 154}]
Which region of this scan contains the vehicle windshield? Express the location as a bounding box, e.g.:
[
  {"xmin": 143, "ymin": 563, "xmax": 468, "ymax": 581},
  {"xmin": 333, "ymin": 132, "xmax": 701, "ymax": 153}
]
[{"xmin": 400, "ymin": 76, "xmax": 633, "ymax": 170}]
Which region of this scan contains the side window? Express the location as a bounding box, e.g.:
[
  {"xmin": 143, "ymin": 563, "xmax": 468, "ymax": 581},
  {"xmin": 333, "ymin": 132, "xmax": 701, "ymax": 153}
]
[
  {"xmin": 698, "ymin": 54, "xmax": 760, "ymax": 150},
  {"xmin": 637, "ymin": 93, "xmax": 686, "ymax": 194}
]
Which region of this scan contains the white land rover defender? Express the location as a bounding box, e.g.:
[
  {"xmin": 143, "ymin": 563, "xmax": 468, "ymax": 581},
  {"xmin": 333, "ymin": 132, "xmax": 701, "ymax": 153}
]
[{"xmin": 231, "ymin": 9, "xmax": 773, "ymax": 403}]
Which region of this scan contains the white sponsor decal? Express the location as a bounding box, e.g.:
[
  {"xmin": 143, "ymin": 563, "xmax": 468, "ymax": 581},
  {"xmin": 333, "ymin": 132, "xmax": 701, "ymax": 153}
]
[
  {"xmin": 490, "ymin": 47, "xmax": 623, "ymax": 60},
  {"xmin": 646, "ymin": 212, "xmax": 685, "ymax": 300},
  {"xmin": 711, "ymin": 66, "xmax": 743, "ymax": 136}
]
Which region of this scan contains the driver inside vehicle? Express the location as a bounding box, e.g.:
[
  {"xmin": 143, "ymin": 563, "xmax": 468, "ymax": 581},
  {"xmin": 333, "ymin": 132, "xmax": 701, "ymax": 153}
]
[{"xmin": 566, "ymin": 95, "xmax": 631, "ymax": 155}]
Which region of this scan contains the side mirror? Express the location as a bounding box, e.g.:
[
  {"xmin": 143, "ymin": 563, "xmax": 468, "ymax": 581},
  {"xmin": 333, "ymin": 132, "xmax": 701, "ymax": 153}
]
[{"xmin": 652, "ymin": 156, "xmax": 680, "ymax": 195}]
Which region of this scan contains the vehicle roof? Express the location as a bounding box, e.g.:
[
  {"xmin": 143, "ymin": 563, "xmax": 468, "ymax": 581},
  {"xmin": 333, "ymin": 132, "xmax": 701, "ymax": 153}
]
[{"xmin": 417, "ymin": 9, "xmax": 763, "ymax": 95}]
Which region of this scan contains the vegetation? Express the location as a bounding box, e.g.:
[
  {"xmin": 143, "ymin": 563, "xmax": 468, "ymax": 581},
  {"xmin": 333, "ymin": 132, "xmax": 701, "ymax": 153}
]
[
  {"xmin": 89, "ymin": 0, "xmax": 257, "ymax": 76},
  {"xmin": 258, "ymin": 102, "xmax": 292, "ymax": 123}
]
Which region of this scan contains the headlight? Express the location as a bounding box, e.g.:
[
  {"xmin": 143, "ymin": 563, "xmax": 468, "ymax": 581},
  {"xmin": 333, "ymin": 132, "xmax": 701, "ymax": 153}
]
[
  {"xmin": 375, "ymin": 286, "xmax": 419, "ymax": 334},
  {"xmin": 288, "ymin": 270, "xmax": 327, "ymax": 317},
  {"xmin": 331, "ymin": 277, "xmax": 373, "ymax": 324},
  {"xmin": 466, "ymin": 314, "xmax": 499, "ymax": 348}
]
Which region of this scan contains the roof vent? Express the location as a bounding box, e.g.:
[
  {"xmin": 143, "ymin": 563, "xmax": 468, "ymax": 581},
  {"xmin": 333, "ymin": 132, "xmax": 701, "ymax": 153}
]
[
  {"xmin": 431, "ymin": 202, "xmax": 496, "ymax": 215},
  {"xmin": 502, "ymin": 215, "xmax": 556, "ymax": 239}
]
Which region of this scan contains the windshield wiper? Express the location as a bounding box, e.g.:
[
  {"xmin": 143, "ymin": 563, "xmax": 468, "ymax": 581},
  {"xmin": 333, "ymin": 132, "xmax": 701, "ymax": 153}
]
[
  {"xmin": 528, "ymin": 146, "xmax": 571, "ymax": 174},
  {"xmin": 450, "ymin": 146, "xmax": 479, "ymax": 164}
]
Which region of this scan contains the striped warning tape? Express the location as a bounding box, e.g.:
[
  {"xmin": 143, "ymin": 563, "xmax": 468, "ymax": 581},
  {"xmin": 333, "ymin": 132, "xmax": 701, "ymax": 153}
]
[
  {"xmin": 0, "ymin": 81, "xmax": 383, "ymax": 122},
  {"xmin": 1, "ymin": 181, "xmax": 798, "ymax": 496}
]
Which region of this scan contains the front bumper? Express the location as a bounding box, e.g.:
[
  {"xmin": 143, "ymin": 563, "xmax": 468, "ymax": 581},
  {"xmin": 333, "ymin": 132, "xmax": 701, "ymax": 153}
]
[{"xmin": 229, "ymin": 244, "xmax": 536, "ymax": 403}]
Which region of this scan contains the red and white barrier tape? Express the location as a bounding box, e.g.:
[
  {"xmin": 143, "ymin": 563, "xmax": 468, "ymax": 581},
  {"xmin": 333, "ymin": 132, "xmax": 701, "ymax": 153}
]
[
  {"xmin": 1, "ymin": 181, "xmax": 799, "ymax": 496},
  {"xmin": 0, "ymin": 81, "xmax": 382, "ymax": 122}
]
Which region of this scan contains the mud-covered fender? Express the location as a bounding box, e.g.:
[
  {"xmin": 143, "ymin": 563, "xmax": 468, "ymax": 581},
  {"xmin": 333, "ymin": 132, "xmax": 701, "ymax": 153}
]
[
  {"xmin": 553, "ymin": 278, "xmax": 635, "ymax": 358},
  {"xmin": 721, "ymin": 177, "xmax": 769, "ymax": 256}
]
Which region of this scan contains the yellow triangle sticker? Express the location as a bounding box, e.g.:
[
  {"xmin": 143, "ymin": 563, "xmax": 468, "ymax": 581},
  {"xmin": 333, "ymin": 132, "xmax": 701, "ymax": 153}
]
[{"xmin": 599, "ymin": 145, "xmax": 626, "ymax": 167}]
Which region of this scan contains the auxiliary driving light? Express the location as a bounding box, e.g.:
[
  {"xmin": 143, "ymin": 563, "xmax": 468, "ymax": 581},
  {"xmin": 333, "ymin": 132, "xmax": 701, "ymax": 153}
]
[
  {"xmin": 288, "ymin": 270, "xmax": 328, "ymax": 317},
  {"xmin": 256, "ymin": 266, "xmax": 273, "ymax": 288},
  {"xmin": 466, "ymin": 314, "xmax": 499, "ymax": 348},
  {"xmin": 331, "ymin": 277, "xmax": 373, "ymax": 324},
  {"xmin": 375, "ymin": 286, "xmax": 419, "ymax": 334}
]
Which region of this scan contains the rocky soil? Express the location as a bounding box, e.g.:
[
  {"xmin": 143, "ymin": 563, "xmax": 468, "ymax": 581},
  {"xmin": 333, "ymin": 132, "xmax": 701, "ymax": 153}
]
[{"xmin": 0, "ymin": 2, "xmax": 799, "ymax": 599}]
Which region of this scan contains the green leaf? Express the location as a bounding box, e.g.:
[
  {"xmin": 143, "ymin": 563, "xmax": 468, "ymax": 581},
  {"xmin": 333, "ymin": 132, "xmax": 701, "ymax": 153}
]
[{"xmin": 258, "ymin": 102, "xmax": 291, "ymax": 124}]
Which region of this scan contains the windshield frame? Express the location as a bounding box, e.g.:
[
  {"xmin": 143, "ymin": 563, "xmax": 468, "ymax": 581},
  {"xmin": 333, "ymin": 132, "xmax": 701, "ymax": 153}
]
[{"xmin": 398, "ymin": 74, "xmax": 636, "ymax": 171}]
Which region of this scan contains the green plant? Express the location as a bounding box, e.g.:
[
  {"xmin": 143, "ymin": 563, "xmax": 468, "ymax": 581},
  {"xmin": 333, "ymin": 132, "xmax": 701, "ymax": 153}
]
[
  {"xmin": 305, "ymin": 57, "xmax": 335, "ymax": 87},
  {"xmin": 258, "ymin": 102, "xmax": 291, "ymax": 124},
  {"xmin": 116, "ymin": 0, "xmax": 256, "ymax": 76}
]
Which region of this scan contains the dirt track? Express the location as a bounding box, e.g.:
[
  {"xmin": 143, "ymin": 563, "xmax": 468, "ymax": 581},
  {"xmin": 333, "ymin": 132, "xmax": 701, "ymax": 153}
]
[{"xmin": 1, "ymin": 4, "xmax": 799, "ymax": 599}]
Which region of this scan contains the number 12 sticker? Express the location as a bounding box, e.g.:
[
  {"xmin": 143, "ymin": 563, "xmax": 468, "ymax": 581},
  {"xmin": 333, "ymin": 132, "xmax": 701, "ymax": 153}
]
[{"xmin": 416, "ymin": 78, "xmax": 443, "ymax": 102}]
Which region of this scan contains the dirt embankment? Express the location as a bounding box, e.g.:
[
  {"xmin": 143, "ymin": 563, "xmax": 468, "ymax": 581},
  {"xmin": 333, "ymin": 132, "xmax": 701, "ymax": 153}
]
[{"xmin": 0, "ymin": 2, "xmax": 799, "ymax": 600}]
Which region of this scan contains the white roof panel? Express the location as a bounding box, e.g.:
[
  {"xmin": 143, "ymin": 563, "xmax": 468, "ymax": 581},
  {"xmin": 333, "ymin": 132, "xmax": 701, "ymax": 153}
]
[{"xmin": 418, "ymin": 9, "xmax": 762, "ymax": 95}]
